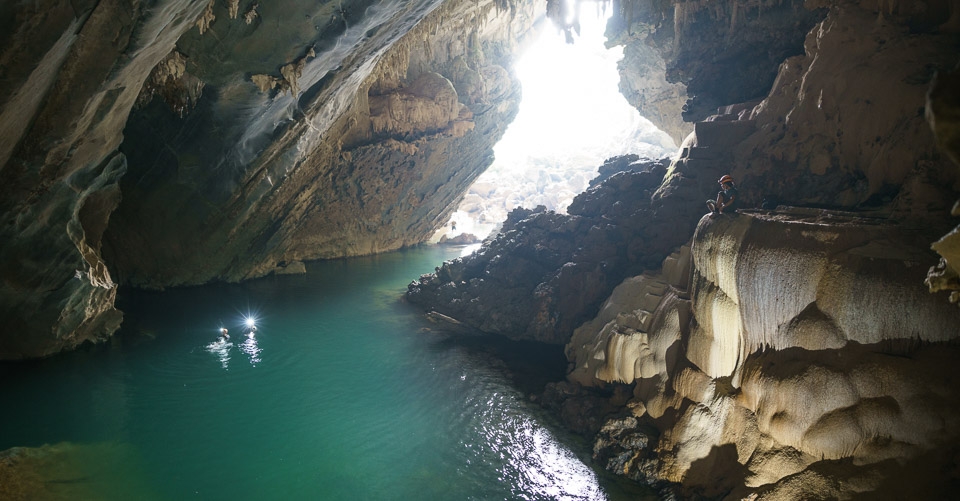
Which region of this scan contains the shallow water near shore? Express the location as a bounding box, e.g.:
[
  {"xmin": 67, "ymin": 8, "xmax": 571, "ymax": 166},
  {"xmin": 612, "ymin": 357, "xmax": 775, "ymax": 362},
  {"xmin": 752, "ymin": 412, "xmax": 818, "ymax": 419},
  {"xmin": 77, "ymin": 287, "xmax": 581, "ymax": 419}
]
[{"xmin": 1, "ymin": 246, "xmax": 655, "ymax": 500}]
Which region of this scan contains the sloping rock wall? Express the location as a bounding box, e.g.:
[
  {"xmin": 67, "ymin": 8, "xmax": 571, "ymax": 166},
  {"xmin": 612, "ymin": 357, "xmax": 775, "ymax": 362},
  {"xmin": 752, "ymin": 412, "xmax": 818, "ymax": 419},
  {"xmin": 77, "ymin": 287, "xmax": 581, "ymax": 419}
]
[
  {"xmin": 0, "ymin": 0, "xmax": 540, "ymax": 358},
  {"xmin": 104, "ymin": 0, "xmax": 540, "ymax": 289}
]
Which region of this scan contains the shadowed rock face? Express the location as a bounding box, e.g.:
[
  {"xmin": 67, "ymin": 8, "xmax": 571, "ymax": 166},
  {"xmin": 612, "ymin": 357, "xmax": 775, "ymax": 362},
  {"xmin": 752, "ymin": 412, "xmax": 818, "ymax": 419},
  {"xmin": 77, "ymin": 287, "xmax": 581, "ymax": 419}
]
[
  {"xmin": 0, "ymin": 0, "xmax": 210, "ymax": 359},
  {"xmin": 608, "ymin": 0, "xmax": 826, "ymax": 131},
  {"xmin": 103, "ymin": 0, "xmax": 539, "ymax": 289},
  {"xmin": 0, "ymin": 0, "xmax": 540, "ymax": 358},
  {"xmin": 926, "ymin": 68, "xmax": 960, "ymax": 306}
]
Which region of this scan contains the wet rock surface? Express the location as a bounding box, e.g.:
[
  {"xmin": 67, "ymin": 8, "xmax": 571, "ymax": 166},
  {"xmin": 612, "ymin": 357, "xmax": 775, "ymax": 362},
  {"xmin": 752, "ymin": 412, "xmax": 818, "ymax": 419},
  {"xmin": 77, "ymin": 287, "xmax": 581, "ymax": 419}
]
[
  {"xmin": 559, "ymin": 210, "xmax": 960, "ymax": 499},
  {"xmin": 0, "ymin": 442, "xmax": 154, "ymax": 500},
  {"xmin": 0, "ymin": 0, "xmax": 209, "ymax": 358}
]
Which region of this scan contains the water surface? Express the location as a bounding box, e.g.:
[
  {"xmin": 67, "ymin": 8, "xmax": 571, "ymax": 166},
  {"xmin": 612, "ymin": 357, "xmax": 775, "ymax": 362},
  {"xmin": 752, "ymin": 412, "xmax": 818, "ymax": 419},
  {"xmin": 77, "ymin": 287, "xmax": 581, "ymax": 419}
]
[{"xmin": 1, "ymin": 246, "xmax": 653, "ymax": 500}]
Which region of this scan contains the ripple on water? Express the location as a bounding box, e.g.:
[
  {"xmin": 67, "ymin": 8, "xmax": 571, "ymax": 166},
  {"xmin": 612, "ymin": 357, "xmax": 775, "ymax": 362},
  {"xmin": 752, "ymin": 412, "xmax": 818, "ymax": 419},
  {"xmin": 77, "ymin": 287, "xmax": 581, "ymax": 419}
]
[{"xmin": 0, "ymin": 247, "xmax": 640, "ymax": 500}]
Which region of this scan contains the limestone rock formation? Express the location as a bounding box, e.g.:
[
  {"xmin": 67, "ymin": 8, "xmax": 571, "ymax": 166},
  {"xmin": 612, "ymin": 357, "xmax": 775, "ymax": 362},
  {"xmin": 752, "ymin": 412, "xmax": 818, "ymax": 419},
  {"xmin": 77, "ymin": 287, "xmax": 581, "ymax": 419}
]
[
  {"xmin": 409, "ymin": 0, "xmax": 960, "ymax": 497},
  {"xmin": 566, "ymin": 211, "xmax": 960, "ymax": 499},
  {"xmin": 926, "ymin": 68, "xmax": 960, "ymax": 306},
  {"xmin": 607, "ymin": 25, "xmax": 692, "ymax": 145},
  {"xmin": 0, "ymin": 0, "xmax": 541, "ymax": 358},
  {"xmin": 608, "ymin": 0, "xmax": 825, "ymax": 130},
  {"xmin": 732, "ymin": 4, "xmax": 959, "ymax": 213},
  {"xmin": 103, "ymin": 0, "xmax": 540, "ymax": 292},
  {"xmin": 0, "ymin": 0, "xmax": 210, "ymax": 359}
]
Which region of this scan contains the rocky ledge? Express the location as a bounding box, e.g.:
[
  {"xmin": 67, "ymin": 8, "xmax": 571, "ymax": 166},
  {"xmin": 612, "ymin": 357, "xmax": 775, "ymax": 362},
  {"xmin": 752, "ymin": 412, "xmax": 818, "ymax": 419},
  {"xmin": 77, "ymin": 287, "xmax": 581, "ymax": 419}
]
[{"xmin": 407, "ymin": 157, "xmax": 693, "ymax": 345}]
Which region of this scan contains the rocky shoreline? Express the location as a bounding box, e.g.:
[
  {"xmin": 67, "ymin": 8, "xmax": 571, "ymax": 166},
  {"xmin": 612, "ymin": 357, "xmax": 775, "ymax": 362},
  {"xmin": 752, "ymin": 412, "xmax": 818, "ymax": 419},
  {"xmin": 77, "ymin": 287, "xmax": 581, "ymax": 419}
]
[
  {"xmin": 407, "ymin": 3, "xmax": 960, "ymax": 494},
  {"xmin": 408, "ymin": 157, "xmax": 960, "ymax": 498}
]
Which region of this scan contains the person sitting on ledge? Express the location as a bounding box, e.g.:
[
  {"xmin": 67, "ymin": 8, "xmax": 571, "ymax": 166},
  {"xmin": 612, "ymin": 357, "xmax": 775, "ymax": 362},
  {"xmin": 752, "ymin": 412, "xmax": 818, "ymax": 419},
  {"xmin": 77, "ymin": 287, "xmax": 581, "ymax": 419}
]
[{"xmin": 706, "ymin": 174, "xmax": 739, "ymax": 215}]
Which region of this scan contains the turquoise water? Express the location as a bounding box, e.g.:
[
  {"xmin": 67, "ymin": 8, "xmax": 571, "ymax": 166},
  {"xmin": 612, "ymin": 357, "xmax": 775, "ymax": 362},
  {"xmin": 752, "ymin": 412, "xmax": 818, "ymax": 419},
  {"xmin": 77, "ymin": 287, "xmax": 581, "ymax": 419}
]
[{"xmin": 1, "ymin": 246, "xmax": 652, "ymax": 500}]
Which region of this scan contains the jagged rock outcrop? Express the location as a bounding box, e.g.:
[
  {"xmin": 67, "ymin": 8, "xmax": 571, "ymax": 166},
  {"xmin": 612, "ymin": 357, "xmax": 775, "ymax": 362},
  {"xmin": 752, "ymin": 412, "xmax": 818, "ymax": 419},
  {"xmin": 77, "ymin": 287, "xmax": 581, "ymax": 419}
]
[
  {"xmin": 608, "ymin": 0, "xmax": 825, "ymax": 131},
  {"xmin": 407, "ymin": 158, "xmax": 702, "ymax": 345},
  {"xmin": 0, "ymin": 0, "xmax": 541, "ymax": 358},
  {"xmin": 588, "ymin": 154, "xmax": 671, "ymax": 188}
]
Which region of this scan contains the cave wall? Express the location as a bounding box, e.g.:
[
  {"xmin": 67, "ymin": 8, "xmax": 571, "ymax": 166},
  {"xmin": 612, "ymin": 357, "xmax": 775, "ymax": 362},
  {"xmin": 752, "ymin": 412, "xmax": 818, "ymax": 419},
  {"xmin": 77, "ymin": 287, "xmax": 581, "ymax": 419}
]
[
  {"xmin": 0, "ymin": 0, "xmax": 210, "ymax": 359},
  {"xmin": 104, "ymin": 0, "xmax": 543, "ymax": 289},
  {"xmin": 563, "ymin": 1, "xmax": 960, "ymax": 497},
  {"xmin": 926, "ymin": 67, "xmax": 960, "ymax": 306},
  {"xmin": 0, "ymin": 0, "xmax": 542, "ymax": 359},
  {"xmin": 607, "ymin": 0, "xmax": 826, "ymax": 138}
]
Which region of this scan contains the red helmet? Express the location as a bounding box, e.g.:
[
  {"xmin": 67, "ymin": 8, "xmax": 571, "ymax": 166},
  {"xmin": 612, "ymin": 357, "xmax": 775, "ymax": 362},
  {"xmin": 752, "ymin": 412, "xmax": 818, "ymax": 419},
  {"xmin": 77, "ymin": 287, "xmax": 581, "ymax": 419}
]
[{"xmin": 718, "ymin": 175, "xmax": 734, "ymax": 185}]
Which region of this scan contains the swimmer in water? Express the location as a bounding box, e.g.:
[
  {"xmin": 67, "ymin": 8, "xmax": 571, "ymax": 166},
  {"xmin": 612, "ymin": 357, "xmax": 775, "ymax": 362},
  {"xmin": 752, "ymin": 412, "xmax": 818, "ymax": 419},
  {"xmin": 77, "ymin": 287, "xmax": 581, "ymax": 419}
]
[
  {"xmin": 220, "ymin": 327, "xmax": 230, "ymax": 341},
  {"xmin": 245, "ymin": 325, "xmax": 257, "ymax": 338}
]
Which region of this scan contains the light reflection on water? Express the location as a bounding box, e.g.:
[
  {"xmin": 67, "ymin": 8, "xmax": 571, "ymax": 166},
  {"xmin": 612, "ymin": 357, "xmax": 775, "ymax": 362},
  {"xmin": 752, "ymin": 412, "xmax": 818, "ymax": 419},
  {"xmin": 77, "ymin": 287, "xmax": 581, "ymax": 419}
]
[
  {"xmin": 0, "ymin": 247, "xmax": 655, "ymax": 500},
  {"xmin": 238, "ymin": 333, "xmax": 262, "ymax": 366},
  {"xmin": 205, "ymin": 339, "xmax": 233, "ymax": 369}
]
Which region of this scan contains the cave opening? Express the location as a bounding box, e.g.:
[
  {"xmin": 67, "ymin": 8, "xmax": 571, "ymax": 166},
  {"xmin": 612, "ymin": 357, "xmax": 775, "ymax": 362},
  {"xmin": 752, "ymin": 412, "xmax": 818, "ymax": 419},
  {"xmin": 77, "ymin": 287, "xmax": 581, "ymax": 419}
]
[{"xmin": 434, "ymin": 1, "xmax": 676, "ymax": 247}]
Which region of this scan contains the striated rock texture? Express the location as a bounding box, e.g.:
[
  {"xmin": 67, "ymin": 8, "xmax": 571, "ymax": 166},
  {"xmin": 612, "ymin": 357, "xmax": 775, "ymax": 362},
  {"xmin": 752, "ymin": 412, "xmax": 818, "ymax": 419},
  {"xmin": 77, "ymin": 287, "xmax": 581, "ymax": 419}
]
[
  {"xmin": 0, "ymin": 0, "xmax": 210, "ymax": 359},
  {"xmin": 0, "ymin": 0, "xmax": 541, "ymax": 358},
  {"xmin": 104, "ymin": 0, "xmax": 540, "ymax": 289}
]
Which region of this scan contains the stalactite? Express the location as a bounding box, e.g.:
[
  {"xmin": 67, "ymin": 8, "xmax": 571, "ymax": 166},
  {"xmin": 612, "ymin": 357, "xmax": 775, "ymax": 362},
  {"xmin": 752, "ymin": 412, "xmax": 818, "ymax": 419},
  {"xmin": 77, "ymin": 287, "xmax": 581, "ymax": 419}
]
[
  {"xmin": 673, "ymin": 2, "xmax": 683, "ymax": 54},
  {"xmin": 730, "ymin": 0, "xmax": 738, "ymax": 33},
  {"xmin": 227, "ymin": 0, "xmax": 239, "ymax": 19},
  {"xmin": 243, "ymin": 2, "xmax": 259, "ymax": 24},
  {"xmin": 196, "ymin": 0, "xmax": 216, "ymax": 34}
]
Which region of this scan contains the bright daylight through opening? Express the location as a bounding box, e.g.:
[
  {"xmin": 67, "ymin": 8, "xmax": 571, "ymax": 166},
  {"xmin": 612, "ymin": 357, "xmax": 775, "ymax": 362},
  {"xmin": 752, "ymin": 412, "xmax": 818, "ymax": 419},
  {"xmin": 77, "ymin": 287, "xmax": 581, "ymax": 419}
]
[{"xmin": 434, "ymin": 2, "xmax": 677, "ymax": 246}]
